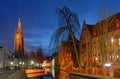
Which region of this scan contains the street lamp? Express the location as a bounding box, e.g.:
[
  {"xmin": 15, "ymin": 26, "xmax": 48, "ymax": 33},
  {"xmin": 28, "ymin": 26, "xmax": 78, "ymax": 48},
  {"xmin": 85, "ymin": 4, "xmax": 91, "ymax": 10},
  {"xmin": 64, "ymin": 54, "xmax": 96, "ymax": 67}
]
[
  {"xmin": 30, "ymin": 60, "xmax": 34, "ymax": 69},
  {"xmin": 23, "ymin": 62, "xmax": 24, "ymax": 65},
  {"xmin": 10, "ymin": 62, "xmax": 13, "ymax": 65},
  {"xmin": 10, "ymin": 62, "xmax": 14, "ymax": 69},
  {"xmin": 19, "ymin": 62, "xmax": 22, "ymax": 65},
  {"xmin": 31, "ymin": 61, "xmax": 34, "ymax": 64}
]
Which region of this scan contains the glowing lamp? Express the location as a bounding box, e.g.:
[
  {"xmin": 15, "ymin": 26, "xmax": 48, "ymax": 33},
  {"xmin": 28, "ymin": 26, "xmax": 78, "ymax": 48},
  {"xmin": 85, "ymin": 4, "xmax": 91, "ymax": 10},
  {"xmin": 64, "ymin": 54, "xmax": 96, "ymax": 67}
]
[{"xmin": 104, "ymin": 63, "xmax": 112, "ymax": 67}]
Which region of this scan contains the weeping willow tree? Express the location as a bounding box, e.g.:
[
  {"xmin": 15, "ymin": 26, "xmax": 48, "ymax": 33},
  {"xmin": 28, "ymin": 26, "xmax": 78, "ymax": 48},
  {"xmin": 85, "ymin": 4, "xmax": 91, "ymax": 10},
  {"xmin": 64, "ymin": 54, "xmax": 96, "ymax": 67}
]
[{"xmin": 49, "ymin": 6, "xmax": 81, "ymax": 67}]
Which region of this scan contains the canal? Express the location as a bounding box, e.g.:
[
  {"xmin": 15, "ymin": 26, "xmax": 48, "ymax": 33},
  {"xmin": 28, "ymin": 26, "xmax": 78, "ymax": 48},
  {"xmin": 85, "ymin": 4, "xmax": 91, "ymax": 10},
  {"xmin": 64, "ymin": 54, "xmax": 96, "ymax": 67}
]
[
  {"xmin": 28, "ymin": 74, "xmax": 94, "ymax": 79},
  {"xmin": 27, "ymin": 71, "xmax": 99, "ymax": 79},
  {"xmin": 25, "ymin": 59, "xmax": 100, "ymax": 79}
]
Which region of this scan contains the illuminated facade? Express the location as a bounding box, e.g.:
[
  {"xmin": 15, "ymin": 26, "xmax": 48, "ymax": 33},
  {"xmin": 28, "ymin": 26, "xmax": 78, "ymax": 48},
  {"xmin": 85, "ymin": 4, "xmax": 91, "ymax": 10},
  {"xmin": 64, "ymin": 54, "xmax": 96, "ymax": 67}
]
[
  {"xmin": 80, "ymin": 12, "xmax": 120, "ymax": 69},
  {"xmin": 14, "ymin": 18, "xmax": 24, "ymax": 58}
]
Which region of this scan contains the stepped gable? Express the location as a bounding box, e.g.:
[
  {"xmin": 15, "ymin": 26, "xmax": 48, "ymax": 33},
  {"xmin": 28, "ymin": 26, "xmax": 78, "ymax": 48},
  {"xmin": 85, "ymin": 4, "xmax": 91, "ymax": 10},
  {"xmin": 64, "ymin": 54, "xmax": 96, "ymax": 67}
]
[{"xmin": 86, "ymin": 24, "xmax": 95, "ymax": 37}]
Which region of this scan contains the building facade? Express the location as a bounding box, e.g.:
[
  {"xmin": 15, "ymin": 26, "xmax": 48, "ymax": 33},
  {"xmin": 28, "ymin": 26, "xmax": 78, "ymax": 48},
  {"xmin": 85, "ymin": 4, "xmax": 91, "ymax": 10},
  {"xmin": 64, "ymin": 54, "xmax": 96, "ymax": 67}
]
[
  {"xmin": 80, "ymin": 12, "xmax": 120, "ymax": 69},
  {"xmin": 0, "ymin": 46, "xmax": 13, "ymax": 69},
  {"xmin": 14, "ymin": 18, "xmax": 24, "ymax": 58}
]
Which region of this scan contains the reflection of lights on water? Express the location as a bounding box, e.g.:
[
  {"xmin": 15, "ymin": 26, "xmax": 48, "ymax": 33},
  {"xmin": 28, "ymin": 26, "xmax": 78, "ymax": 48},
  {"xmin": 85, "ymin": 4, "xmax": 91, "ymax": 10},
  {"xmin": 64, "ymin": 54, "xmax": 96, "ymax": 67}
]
[{"xmin": 51, "ymin": 58, "xmax": 55, "ymax": 77}]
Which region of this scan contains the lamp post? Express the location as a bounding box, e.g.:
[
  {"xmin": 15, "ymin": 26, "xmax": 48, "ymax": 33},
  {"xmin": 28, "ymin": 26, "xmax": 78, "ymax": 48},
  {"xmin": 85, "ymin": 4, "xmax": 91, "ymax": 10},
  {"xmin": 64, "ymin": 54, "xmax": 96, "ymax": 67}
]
[
  {"xmin": 10, "ymin": 62, "xmax": 14, "ymax": 69},
  {"xmin": 31, "ymin": 60, "xmax": 34, "ymax": 69}
]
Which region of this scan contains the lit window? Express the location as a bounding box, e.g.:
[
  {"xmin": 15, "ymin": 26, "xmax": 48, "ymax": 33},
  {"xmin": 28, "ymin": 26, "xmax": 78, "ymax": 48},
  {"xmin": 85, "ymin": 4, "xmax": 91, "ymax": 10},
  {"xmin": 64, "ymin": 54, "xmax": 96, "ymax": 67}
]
[
  {"xmin": 111, "ymin": 38, "xmax": 114, "ymax": 44},
  {"xmin": 119, "ymin": 39, "xmax": 120, "ymax": 45},
  {"xmin": 117, "ymin": 55, "xmax": 119, "ymax": 59},
  {"xmin": 95, "ymin": 57, "xmax": 98, "ymax": 61},
  {"xmin": 110, "ymin": 56, "xmax": 111, "ymax": 59},
  {"xmin": 105, "ymin": 42, "xmax": 107, "ymax": 47}
]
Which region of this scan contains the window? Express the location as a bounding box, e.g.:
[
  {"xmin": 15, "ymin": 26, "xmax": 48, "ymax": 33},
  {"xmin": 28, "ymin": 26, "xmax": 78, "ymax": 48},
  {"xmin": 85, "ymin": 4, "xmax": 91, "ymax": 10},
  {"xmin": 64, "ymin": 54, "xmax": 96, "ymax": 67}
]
[
  {"xmin": 119, "ymin": 39, "xmax": 120, "ymax": 45},
  {"xmin": 111, "ymin": 37, "xmax": 114, "ymax": 46}
]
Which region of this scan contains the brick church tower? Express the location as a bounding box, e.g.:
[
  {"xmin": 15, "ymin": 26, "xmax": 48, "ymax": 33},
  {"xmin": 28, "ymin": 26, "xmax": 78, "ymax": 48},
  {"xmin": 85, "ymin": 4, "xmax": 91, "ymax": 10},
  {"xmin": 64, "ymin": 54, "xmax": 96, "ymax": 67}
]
[{"xmin": 14, "ymin": 18, "xmax": 24, "ymax": 58}]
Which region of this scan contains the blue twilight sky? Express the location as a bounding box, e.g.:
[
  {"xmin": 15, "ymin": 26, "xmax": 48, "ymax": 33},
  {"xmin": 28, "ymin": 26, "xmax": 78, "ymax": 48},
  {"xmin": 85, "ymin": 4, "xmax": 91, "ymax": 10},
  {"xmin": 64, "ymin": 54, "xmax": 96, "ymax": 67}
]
[{"xmin": 0, "ymin": 0, "xmax": 120, "ymax": 56}]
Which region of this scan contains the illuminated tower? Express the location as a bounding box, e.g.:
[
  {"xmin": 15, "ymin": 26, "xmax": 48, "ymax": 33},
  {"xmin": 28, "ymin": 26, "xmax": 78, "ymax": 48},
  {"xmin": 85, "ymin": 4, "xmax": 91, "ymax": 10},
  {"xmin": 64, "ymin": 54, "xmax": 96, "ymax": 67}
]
[{"xmin": 14, "ymin": 18, "xmax": 24, "ymax": 58}]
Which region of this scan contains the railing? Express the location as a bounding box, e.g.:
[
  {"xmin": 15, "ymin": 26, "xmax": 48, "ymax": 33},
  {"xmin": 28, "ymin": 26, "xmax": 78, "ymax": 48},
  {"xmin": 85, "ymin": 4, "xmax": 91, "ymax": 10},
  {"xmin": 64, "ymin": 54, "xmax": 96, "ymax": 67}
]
[
  {"xmin": 71, "ymin": 68, "xmax": 111, "ymax": 76},
  {"xmin": 70, "ymin": 67, "xmax": 114, "ymax": 79}
]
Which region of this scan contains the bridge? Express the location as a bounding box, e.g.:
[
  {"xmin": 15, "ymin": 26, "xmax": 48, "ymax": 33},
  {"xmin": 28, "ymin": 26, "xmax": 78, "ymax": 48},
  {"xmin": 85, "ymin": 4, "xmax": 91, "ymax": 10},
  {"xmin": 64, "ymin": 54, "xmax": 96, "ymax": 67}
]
[{"xmin": 25, "ymin": 60, "xmax": 51, "ymax": 78}]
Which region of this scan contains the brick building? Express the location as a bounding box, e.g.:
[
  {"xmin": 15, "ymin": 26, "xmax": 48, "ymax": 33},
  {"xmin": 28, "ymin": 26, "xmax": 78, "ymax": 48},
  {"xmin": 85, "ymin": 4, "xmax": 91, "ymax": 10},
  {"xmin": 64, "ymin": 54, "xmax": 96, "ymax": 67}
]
[{"xmin": 80, "ymin": 12, "xmax": 120, "ymax": 69}]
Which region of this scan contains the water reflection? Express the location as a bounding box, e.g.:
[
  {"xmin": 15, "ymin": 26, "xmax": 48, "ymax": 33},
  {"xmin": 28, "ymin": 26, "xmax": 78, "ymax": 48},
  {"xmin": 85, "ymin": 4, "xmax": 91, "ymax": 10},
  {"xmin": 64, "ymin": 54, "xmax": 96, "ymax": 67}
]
[
  {"xmin": 29, "ymin": 75, "xmax": 53, "ymax": 79},
  {"xmin": 27, "ymin": 71, "xmax": 100, "ymax": 79},
  {"xmin": 42, "ymin": 75, "xmax": 53, "ymax": 79}
]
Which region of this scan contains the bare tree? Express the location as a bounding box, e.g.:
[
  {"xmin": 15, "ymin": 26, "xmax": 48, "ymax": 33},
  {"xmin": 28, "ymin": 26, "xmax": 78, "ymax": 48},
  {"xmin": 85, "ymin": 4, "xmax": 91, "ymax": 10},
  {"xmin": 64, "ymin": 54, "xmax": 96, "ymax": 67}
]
[
  {"xmin": 30, "ymin": 51, "xmax": 36, "ymax": 61},
  {"xmin": 36, "ymin": 48, "xmax": 46, "ymax": 63},
  {"xmin": 49, "ymin": 6, "xmax": 81, "ymax": 67}
]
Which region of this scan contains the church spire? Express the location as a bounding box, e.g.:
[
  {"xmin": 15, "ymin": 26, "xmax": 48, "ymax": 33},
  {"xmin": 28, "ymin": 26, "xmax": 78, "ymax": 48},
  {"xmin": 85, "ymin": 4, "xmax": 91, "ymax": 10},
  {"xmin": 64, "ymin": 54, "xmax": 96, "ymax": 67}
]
[
  {"xmin": 17, "ymin": 18, "xmax": 22, "ymax": 33},
  {"xmin": 14, "ymin": 18, "xmax": 24, "ymax": 58}
]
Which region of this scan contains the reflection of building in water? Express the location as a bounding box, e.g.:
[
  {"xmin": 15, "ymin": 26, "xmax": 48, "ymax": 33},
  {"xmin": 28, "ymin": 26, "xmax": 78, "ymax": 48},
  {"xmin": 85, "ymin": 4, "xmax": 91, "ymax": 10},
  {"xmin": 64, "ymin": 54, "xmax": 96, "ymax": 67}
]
[
  {"xmin": 0, "ymin": 46, "xmax": 13, "ymax": 68},
  {"xmin": 80, "ymin": 12, "xmax": 120, "ymax": 69}
]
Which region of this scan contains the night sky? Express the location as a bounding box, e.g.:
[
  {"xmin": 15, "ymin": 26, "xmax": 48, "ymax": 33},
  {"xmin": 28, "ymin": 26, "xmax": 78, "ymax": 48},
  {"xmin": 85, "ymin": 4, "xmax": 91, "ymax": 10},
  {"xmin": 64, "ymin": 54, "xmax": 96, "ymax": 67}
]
[{"xmin": 0, "ymin": 0, "xmax": 120, "ymax": 56}]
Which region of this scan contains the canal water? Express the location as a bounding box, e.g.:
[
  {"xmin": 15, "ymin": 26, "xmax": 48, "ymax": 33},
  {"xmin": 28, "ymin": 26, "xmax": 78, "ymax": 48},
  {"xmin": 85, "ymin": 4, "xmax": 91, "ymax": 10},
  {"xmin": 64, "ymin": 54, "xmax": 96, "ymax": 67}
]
[
  {"xmin": 27, "ymin": 59, "xmax": 94, "ymax": 79},
  {"xmin": 28, "ymin": 72, "xmax": 95, "ymax": 79},
  {"xmin": 26, "ymin": 71, "xmax": 97, "ymax": 79},
  {"xmin": 35, "ymin": 75, "xmax": 93, "ymax": 79},
  {"xmin": 29, "ymin": 75, "xmax": 53, "ymax": 79}
]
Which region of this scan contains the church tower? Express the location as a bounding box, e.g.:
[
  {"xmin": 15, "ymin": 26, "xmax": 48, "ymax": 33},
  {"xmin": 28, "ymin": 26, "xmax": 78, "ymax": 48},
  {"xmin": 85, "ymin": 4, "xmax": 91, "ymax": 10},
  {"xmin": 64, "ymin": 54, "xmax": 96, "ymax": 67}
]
[{"xmin": 14, "ymin": 18, "xmax": 24, "ymax": 58}]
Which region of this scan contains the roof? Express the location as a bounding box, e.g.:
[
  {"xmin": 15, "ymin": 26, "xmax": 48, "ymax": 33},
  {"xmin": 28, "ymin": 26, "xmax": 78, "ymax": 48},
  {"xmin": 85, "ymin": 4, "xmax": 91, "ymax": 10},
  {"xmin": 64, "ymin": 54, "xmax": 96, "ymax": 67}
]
[
  {"xmin": 86, "ymin": 24, "xmax": 94, "ymax": 36},
  {"xmin": 84, "ymin": 12, "xmax": 120, "ymax": 37}
]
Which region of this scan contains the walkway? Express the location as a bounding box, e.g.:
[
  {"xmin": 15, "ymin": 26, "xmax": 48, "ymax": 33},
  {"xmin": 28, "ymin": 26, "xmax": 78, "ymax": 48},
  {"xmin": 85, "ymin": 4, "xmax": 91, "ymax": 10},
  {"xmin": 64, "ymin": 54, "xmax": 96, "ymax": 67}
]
[
  {"xmin": 7, "ymin": 70, "xmax": 27, "ymax": 79},
  {"xmin": 0, "ymin": 70, "xmax": 16, "ymax": 79}
]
